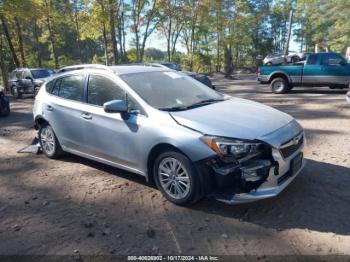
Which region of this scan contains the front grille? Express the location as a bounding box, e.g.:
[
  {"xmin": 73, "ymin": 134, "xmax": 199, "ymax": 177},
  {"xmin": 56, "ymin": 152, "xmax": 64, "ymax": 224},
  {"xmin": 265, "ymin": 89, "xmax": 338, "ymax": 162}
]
[{"xmin": 280, "ymin": 134, "xmax": 303, "ymax": 158}]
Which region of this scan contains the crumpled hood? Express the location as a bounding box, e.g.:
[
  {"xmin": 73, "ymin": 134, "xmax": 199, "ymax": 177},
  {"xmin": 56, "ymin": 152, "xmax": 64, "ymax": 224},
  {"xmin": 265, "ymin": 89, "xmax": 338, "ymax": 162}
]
[{"xmin": 170, "ymin": 97, "xmax": 297, "ymax": 144}]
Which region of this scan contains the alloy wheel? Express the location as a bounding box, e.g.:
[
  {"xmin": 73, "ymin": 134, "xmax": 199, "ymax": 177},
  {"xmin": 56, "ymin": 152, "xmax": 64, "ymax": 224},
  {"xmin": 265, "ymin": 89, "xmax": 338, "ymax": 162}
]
[
  {"xmin": 158, "ymin": 157, "xmax": 191, "ymax": 200},
  {"xmin": 40, "ymin": 127, "xmax": 56, "ymax": 156}
]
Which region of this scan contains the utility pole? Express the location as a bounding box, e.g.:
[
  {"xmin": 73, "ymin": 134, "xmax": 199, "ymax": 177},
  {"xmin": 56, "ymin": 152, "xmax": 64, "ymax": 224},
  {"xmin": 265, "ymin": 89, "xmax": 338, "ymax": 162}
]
[{"xmin": 284, "ymin": 9, "xmax": 293, "ymax": 57}]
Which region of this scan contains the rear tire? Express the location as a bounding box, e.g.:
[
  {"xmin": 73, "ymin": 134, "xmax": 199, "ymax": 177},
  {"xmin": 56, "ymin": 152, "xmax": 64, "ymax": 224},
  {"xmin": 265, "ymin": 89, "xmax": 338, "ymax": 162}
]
[
  {"xmin": 39, "ymin": 124, "xmax": 64, "ymax": 159},
  {"xmin": 11, "ymin": 86, "xmax": 21, "ymax": 99},
  {"xmin": 153, "ymin": 150, "xmax": 202, "ymax": 205},
  {"xmin": 270, "ymin": 77, "xmax": 289, "ymax": 94}
]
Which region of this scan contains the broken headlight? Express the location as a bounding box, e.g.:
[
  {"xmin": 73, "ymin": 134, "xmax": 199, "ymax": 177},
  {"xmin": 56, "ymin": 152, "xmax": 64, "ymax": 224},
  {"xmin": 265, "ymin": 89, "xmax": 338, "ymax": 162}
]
[{"xmin": 200, "ymin": 136, "xmax": 262, "ymax": 159}]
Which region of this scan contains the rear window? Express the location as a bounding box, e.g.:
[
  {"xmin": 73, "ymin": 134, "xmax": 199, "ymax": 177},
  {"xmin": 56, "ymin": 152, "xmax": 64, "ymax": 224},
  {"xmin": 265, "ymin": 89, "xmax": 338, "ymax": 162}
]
[
  {"xmin": 307, "ymin": 54, "xmax": 318, "ymax": 65},
  {"xmin": 31, "ymin": 69, "xmax": 53, "ymax": 79}
]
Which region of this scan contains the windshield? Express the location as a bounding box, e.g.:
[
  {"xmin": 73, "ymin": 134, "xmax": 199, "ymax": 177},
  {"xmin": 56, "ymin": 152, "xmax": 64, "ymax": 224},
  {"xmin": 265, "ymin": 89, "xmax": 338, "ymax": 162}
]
[
  {"xmin": 120, "ymin": 71, "xmax": 223, "ymax": 110},
  {"xmin": 31, "ymin": 69, "xmax": 53, "ymax": 79}
]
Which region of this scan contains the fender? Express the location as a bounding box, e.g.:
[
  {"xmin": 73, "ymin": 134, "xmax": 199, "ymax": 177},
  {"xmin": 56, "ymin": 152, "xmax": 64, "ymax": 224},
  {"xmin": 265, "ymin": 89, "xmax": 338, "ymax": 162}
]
[{"xmin": 268, "ymin": 71, "xmax": 292, "ymax": 83}]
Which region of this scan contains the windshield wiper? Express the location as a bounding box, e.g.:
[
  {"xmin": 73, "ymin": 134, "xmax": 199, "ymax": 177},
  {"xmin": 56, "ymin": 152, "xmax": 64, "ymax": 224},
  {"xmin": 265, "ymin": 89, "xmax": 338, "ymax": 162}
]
[
  {"xmin": 186, "ymin": 98, "xmax": 225, "ymax": 109},
  {"xmin": 159, "ymin": 98, "xmax": 225, "ymax": 112},
  {"xmin": 158, "ymin": 106, "xmax": 189, "ymax": 111}
]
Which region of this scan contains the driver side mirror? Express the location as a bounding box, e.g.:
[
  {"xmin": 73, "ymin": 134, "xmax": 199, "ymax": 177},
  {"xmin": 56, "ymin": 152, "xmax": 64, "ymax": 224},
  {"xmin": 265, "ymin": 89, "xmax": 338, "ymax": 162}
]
[{"xmin": 103, "ymin": 99, "xmax": 128, "ymax": 113}]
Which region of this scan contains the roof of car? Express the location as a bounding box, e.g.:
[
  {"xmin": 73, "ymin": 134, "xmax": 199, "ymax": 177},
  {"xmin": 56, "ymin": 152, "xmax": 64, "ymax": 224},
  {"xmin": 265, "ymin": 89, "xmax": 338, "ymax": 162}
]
[
  {"xmin": 13, "ymin": 68, "xmax": 52, "ymax": 71},
  {"xmin": 110, "ymin": 65, "xmax": 169, "ymax": 75},
  {"xmin": 57, "ymin": 64, "xmax": 110, "ymax": 73},
  {"xmin": 53, "ymin": 64, "xmax": 170, "ymax": 76}
]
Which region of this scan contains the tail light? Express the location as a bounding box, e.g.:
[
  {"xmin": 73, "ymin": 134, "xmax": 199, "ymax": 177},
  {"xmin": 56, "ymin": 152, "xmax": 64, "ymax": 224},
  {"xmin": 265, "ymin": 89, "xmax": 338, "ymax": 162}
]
[{"xmin": 256, "ymin": 68, "xmax": 260, "ymax": 75}]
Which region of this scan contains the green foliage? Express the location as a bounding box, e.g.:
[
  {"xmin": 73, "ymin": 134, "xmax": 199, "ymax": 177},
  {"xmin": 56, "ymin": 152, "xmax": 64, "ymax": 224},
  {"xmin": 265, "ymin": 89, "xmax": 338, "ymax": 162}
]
[{"xmin": 2, "ymin": 0, "xmax": 348, "ymax": 75}]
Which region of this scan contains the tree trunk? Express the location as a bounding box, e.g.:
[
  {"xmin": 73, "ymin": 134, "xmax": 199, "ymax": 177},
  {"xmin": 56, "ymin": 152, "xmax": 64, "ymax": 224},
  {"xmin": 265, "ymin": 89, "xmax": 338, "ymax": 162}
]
[
  {"xmin": 224, "ymin": 44, "xmax": 233, "ymax": 77},
  {"xmin": 108, "ymin": 0, "xmax": 118, "ymax": 65},
  {"xmin": 44, "ymin": 0, "xmax": 59, "ymax": 69},
  {"xmin": 102, "ymin": 22, "xmax": 109, "ymax": 65},
  {"xmin": 73, "ymin": 1, "xmax": 83, "ymax": 63},
  {"xmin": 121, "ymin": 6, "xmax": 127, "ymax": 62},
  {"xmin": 14, "ymin": 17, "xmax": 27, "ymax": 67},
  {"xmin": 33, "ymin": 20, "xmax": 42, "ymax": 67},
  {"xmin": 99, "ymin": 0, "xmax": 109, "ymax": 65},
  {"xmin": 167, "ymin": 18, "xmax": 172, "ymax": 61},
  {"xmin": 0, "ymin": 35, "xmax": 9, "ymax": 91},
  {"xmin": 0, "ymin": 15, "xmax": 20, "ymax": 68}
]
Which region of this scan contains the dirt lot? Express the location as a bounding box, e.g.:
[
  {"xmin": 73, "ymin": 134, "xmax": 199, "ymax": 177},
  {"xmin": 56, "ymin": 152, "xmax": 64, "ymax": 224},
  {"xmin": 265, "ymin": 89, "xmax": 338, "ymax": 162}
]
[{"xmin": 0, "ymin": 75, "xmax": 349, "ymax": 257}]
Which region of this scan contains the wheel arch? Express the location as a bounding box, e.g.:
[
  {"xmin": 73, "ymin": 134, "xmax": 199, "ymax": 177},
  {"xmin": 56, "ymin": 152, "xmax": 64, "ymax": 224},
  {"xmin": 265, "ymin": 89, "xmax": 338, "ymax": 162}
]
[
  {"xmin": 146, "ymin": 143, "xmax": 190, "ymax": 184},
  {"xmin": 268, "ymin": 71, "xmax": 291, "ymax": 84},
  {"xmin": 34, "ymin": 115, "xmax": 49, "ymax": 130}
]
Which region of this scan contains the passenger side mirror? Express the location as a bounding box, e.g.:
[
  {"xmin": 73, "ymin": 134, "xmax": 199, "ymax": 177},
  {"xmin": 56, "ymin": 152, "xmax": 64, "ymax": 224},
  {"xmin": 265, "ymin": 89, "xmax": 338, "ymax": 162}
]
[{"xmin": 103, "ymin": 99, "xmax": 128, "ymax": 113}]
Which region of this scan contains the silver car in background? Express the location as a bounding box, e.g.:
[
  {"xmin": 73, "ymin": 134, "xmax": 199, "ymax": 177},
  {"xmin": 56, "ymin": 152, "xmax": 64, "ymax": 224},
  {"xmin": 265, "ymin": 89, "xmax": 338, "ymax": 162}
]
[{"xmin": 33, "ymin": 66, "xmax": 305, "ymax": 205}]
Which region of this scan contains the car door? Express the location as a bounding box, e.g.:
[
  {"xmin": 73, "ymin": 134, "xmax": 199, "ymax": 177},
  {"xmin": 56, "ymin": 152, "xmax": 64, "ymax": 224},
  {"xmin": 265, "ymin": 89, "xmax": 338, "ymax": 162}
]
[
  {"xmin": 22, "ymin": 69, "xmax": 35, "ymax": 92},
  {"xmin": 78, "ymin": 73, "xmax": 147, "ymax": 173},
  {"xmin": 8, "ymin": 70, "xmax": 17, "ymax": 87},
  {"xmin": 44, "ymin": 74, "xmax": 86, "ymax": 151},
  {"xmin": 319, "ymin": 53, "xmax": 350, "ymax": 85},
  {"xmin": 302, "ymin": 53, "xmax": 322, "ymax": 86},
  {"xmin": 15, "ymin": 70, "xmax": 24, "ymax": 90}
]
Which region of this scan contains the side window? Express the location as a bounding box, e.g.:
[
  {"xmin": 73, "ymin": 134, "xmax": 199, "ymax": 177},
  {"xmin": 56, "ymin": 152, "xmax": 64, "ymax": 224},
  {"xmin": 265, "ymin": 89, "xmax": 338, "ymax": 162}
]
[
  {"xmin": 45, "ymin": 80, "xmax": 55, "ymax": 93},
  {"xmin": 87, "ymin": 75, "xmax": 125, "ymax": 106},
  {"xmin": 10, "ymin": 71, "xmax": 16, "ymax": 79},
  {"xmin": 51, "ymin": 79, "xmax": 61, "ymax": 96},
  {"xmin": 307, "ymin": 54, "xmax": 318, "ymax": 65},
  {"xmin": 15, "ymin": 70, "xmax": 23, "ymax": 79},
  {"xmin": 54, "ymin": 75, "xmax": 84, "ymax": 101},
  {"xmin": 127, "ymin": 96, "xmax": 142, "ymax": 114},
  {"xmin": 321, "ymin": 54, "xmax": 345, "ymax": 66},
  {"xmin": 22, "ymin": 70, "xmax": 31, "ymax": 79}
]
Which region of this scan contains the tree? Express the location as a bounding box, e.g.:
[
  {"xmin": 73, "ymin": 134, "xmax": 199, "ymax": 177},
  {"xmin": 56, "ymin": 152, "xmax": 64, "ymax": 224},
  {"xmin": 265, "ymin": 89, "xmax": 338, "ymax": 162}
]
[
  {"xmin": 130, "ymin": 0, "xmax": 161, "ymax": 62},
  {"xmin": 158, "ymin": 0, "xmax": 184, "ymax": 61}
]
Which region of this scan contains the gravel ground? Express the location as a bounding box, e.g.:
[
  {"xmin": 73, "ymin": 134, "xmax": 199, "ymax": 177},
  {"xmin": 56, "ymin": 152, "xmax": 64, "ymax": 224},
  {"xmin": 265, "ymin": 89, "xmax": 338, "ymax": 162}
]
[{"xmin": 0, "ymin": 74, "xmax": 349, "ymax": 257}]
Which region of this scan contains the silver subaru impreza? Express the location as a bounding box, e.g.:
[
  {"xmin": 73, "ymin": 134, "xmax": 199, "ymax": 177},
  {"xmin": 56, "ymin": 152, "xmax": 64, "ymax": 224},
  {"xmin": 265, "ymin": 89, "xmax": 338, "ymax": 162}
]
[{"xmin": 33, "ymin": 65, "xmax": 305, "ymax": 205}]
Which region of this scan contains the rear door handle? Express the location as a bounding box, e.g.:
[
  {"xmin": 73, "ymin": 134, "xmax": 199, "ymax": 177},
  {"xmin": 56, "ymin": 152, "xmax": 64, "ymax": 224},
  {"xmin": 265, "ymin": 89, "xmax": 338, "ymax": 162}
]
[
  {"xmin": 46, "ymin": 105, "xmax": 54, "ymax": 111},
  {"xmin": 81, "ymin": 113, "xmax": 92, "ymax": 120}
]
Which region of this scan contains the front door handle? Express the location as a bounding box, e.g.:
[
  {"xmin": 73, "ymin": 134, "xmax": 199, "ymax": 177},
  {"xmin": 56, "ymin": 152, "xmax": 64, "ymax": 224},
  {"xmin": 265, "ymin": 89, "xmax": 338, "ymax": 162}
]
[
  {"xmin": 46, "ymin": 105, "xmax": 54, "ymax": 111},
  {"xmin": 81, "ymin": 113, "xmax": 92, "ymax": 120}
]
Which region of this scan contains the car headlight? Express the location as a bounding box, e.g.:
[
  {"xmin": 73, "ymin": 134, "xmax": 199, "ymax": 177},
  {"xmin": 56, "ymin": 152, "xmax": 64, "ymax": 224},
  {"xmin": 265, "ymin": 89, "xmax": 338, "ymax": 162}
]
[{"xmin": 200, "ymin": 136, "xmax": 262, "ymax": 159}]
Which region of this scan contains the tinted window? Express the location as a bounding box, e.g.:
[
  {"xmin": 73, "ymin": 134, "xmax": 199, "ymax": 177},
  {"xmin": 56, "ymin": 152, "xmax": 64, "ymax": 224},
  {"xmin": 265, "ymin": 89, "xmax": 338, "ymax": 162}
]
[
  {"xmin": 87, "ymin": 75, "xmax": 125, "ymax": 106},
  {"xmin": 51, "ymin": 79, "xmax": 61, "ymax": 96},
  {"xmin": 15, "ymin": 70, "xmax": 23, "ymax": 79},
  {"xmin": 45, "ymin": 80, "xmax": 55, "ymax": 93},
  {"xmin": 22, "ymin": 70, "xmax": 32, "ymax": 79},
  {"xmin": 10, "ymin": 71, "xmax": 16, "ymax": 79},
  {"xmin": 31, "ymin": 69, "xmax": 53, "ymax": 79},
  {"xmin": 321, "ymin": 53, "xmax": 346, "ymax": 65},
  {"xmin": 57, "ymin": 75, "xmax": 84, "ymax": 101},
  {"xmin": 307, "ymin": 54, "xmax": 318, "ymax": 65}
]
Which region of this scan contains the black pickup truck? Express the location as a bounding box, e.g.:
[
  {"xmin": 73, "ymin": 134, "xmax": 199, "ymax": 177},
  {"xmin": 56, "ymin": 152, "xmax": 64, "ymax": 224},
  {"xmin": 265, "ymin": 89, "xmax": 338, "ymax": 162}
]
[{"xmin": 257, "ymin": 52, "xmax": 350, "ymax": 93}]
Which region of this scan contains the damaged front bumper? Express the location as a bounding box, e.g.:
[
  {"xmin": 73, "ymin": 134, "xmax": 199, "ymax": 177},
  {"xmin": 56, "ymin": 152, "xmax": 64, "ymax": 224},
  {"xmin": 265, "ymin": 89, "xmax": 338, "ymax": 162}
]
[
  {"xmin": 207, "ymin": 133, "xmax": 306, "ymax": 204},
  {"xmin": 214, "ymin": 157, "xmax": 305, "ymax": 204}
]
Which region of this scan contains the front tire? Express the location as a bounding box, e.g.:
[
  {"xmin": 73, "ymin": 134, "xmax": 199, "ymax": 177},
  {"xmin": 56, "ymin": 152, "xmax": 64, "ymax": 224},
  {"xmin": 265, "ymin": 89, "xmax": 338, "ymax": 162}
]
[
  {"xmin": 270, "ymin": 77, "xmax": 289, "ymax": 94},
  {"xmin": 39, "ymin": 124, "xmax": 63, "ymax": 158},
  {"xmin": 34, "ymin": 86, "xmax": 40, "ymax": 97},
  {"xmin": 1, "ymin": 103, "xmax": 10, "ymax": 117},
  {"xmin": 153, "ymin": 151, "xmax": 201, "ymax": 205}
]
